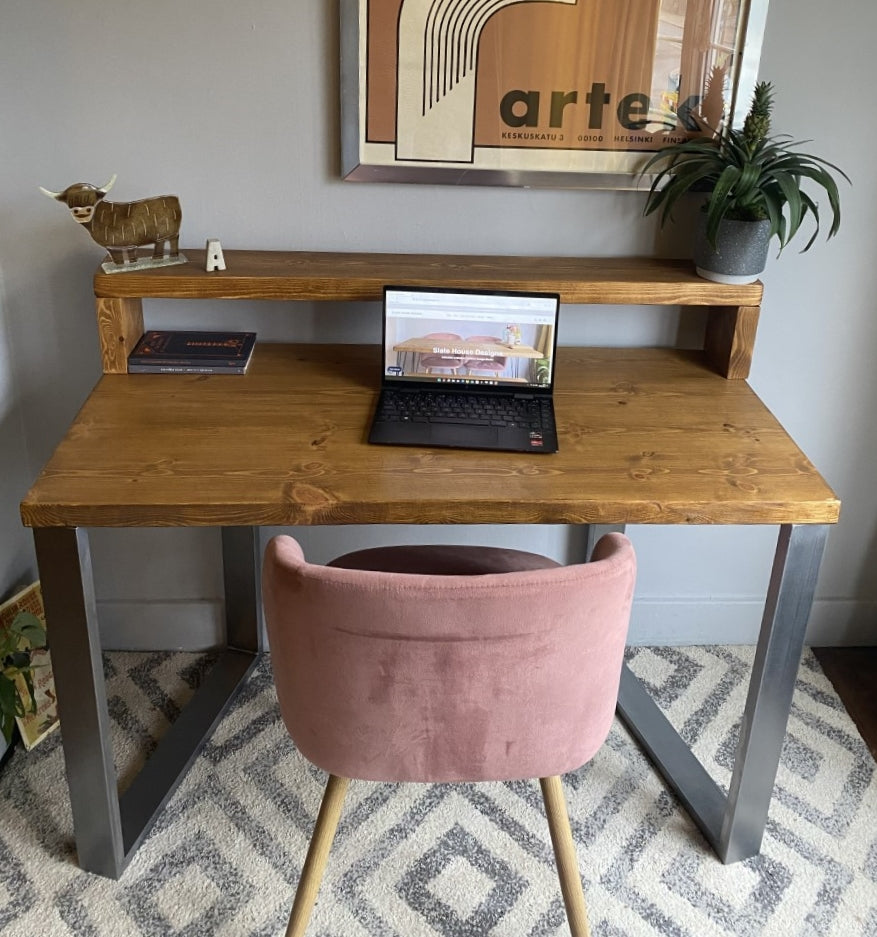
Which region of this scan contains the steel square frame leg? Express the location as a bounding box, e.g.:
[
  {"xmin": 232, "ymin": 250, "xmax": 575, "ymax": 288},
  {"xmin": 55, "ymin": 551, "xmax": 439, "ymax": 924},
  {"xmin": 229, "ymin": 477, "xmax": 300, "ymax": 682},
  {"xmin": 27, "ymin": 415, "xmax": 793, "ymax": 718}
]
[
  {"xmin": 614, "ymin": 523, "xmax": 830, "ymax": 863},
  {"xmin": 33, "ymin": 526, "xmax": 262, "ymax": 879}
]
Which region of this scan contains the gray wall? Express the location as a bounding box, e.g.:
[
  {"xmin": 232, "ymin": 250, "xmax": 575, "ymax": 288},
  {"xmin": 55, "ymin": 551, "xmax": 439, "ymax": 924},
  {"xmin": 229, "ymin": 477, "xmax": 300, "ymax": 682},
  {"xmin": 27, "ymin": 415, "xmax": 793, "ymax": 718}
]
[
  {"xmin": 1, "ymin": 1, "xmax": 874, "ymax": 648},
  {"xmin": 0, "ymin": 268, "xmax": 34, "ymax": 598}
]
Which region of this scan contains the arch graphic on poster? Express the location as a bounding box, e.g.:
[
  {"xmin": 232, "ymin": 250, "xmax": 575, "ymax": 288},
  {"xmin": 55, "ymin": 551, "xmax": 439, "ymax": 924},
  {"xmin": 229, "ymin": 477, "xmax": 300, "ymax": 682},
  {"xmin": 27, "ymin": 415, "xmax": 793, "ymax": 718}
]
[{"xmin": 396, "ymin": 0, "xmax": 577, "ymax": 163}]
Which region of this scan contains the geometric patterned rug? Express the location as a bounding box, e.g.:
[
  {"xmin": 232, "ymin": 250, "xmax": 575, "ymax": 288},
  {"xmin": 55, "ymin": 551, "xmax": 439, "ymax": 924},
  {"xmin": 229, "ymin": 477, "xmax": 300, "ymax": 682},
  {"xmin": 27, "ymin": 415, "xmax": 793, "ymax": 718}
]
[{"xmin": 1, "ymin": 647, "xmax": 875, "ymax": 936}]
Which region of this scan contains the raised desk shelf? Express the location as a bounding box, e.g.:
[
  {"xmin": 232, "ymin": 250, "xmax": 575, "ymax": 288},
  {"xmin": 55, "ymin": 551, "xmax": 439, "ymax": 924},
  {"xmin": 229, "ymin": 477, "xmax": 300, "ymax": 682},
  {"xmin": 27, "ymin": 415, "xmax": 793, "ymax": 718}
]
[{"xmin": 93, "ymin": 250, "xmax": 763, "ymax": 379}]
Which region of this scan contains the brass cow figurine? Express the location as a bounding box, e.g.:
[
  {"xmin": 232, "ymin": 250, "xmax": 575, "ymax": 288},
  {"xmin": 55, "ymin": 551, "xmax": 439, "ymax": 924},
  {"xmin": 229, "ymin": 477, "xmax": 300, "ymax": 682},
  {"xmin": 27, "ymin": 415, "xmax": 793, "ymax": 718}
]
[{"xmin": 40, "ymin": 175, "xmax": 182, "ymax": 268}]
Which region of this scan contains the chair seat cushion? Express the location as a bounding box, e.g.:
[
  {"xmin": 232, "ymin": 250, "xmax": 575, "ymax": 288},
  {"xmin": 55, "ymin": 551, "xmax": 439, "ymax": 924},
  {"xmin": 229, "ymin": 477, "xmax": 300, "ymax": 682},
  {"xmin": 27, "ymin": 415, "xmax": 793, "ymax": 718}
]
[{"xmin": 328, "ymin": 544, "xmax": 562, "ymax": 576}]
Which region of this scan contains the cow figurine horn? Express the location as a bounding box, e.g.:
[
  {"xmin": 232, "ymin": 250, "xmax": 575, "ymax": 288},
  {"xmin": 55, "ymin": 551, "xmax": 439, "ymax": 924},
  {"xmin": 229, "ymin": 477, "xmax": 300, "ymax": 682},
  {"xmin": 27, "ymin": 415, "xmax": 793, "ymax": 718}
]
[
  {"xmin": 39, "ymin": 174, "xmax": 117, "ymax": 200},
  {"xmin": 97, "ymin": 174, "xmax": 117, "ymax": 197}
]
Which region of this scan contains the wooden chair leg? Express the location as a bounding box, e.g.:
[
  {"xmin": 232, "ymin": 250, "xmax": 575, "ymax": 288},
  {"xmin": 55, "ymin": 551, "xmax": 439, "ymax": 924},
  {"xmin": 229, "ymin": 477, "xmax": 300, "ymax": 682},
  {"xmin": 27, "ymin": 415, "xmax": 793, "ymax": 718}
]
[
  {"xmin": 286, "ymin": 774, "xmax": 350, "ymax": 937},
  {"xmin": 540, "ymin": 776, "xmax": 591, "ymax": 937}
]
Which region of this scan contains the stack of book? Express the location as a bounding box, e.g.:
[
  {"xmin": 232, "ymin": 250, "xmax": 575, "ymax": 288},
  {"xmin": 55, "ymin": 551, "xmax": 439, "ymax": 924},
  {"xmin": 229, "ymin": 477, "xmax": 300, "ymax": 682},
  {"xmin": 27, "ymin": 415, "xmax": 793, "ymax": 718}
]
[{"xmin": 127, "ymin": 330, "xmax": 257, "ymax": 374}]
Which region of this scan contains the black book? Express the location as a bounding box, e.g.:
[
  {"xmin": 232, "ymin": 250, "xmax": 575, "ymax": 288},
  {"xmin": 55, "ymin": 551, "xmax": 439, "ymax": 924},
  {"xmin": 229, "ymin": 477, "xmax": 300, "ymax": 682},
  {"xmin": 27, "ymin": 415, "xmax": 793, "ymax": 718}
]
[{"xmin": 127, "ymin": 330, "xmax": 256, "ymax": 373}]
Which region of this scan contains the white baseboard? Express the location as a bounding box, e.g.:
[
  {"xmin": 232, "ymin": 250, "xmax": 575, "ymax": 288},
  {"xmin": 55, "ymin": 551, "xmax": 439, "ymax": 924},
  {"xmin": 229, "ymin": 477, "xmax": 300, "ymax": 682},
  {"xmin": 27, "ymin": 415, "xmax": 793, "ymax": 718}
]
[
  {"xmin": 98, "ymin": 600, "xmax": 225, "ymax": 651},
  {"xmin": 629, "ymin": 597, "xmax": 877, "ymax": 646},
  {"xmin": 628, "ymin": 599, "xmax": 763, "ymax": 646},
  {"xmin": 96, "ymin": 597, "xmax": 877, "ymax": 651}
]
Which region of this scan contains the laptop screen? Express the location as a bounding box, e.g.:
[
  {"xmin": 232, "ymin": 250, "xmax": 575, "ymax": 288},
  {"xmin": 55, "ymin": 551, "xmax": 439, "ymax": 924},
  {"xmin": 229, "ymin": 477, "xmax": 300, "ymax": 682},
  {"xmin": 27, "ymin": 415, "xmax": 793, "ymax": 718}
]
[{"xmin": 382, "ymin": 286, "xmax": 560, "ymax": 391}]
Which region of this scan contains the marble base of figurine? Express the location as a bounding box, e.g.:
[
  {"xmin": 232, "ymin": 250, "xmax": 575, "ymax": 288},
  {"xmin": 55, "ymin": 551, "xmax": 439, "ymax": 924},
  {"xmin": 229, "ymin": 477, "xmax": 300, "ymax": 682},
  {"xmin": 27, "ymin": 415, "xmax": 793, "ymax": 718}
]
[{"xmin": 101, "ymin": 253, "xmax": 188, "ymax": 274}]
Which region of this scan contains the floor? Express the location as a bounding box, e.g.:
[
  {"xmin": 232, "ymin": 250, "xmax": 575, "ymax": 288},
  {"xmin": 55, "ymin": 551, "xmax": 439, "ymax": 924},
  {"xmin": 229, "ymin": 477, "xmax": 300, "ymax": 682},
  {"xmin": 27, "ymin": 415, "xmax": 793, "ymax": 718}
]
[
  {"xmin": 5, "ymin": 647, "xmax": 875, "ymax": 937},
  {"xmin": 813, "ymin": 645, "xmax": 877, "ymax": 761}
]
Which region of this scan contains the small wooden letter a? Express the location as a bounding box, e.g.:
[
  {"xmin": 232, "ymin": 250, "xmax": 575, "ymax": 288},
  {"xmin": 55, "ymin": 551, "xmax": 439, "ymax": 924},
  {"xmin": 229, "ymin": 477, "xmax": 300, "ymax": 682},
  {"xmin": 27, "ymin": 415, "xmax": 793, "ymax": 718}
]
[{"xmin": 205, "ymin": 239, "xmax": 226, "ymax": 272}]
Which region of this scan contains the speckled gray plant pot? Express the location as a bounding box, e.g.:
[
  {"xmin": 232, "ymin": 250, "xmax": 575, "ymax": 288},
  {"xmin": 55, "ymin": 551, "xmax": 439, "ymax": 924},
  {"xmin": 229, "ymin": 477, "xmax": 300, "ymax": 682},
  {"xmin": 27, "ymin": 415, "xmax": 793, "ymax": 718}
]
[{"xmin": 693, "ymin": 214, "xmax": 771, "ymax": 284}]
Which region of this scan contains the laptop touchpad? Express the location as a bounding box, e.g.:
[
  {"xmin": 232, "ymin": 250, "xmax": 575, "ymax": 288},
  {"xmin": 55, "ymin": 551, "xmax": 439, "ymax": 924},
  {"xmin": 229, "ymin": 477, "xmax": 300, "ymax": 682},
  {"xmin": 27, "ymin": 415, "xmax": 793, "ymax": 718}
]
[{"xmin": 432, "ymin": 424, "xmax": 499, "ymax": 449}]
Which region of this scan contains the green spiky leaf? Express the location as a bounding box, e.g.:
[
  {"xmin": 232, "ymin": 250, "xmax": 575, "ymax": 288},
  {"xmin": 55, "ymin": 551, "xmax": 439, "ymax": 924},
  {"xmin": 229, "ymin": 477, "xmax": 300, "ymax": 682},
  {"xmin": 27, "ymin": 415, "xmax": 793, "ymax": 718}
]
[{"xmin": 641, "ymin": 81, "xmax": 850, "ymax": 252}]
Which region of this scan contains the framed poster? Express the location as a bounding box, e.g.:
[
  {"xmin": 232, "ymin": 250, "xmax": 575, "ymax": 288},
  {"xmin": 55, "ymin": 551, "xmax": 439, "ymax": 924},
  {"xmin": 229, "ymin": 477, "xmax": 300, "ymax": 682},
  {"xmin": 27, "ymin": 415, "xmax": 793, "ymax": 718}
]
[{"xmin": 340, "ymin": 0, "xmax": 769, "ymax": 188}]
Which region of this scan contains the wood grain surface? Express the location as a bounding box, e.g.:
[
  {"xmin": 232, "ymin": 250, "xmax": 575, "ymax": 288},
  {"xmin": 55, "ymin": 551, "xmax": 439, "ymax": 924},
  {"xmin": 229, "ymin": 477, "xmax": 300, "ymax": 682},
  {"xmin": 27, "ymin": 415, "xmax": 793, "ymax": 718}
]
[
  {"xmin": 94, "ymin": 250, "xmax": 763, "ymax": 305},
  {"xmin": 20, "ymin": 345, "xmax": 839, "ymax": 529},
  {"xmin": 96, "ymin": 296, "xmax": 144, "ymax": 373}
]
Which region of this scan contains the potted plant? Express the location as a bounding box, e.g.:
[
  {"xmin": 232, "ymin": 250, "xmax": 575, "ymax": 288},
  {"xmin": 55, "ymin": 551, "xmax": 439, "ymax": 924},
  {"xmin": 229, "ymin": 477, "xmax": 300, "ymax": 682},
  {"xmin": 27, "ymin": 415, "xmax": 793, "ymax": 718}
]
[
  {"xmin": 641, "ymin": 80, "xmax": 849, "ymax": 283},
  {"xmin": 1, "ymin": 609, "xmax": 46, "ymax": 760},
  {"xmin": 534, "ymin": 357, "xmax": 551, "ymax": 385}
]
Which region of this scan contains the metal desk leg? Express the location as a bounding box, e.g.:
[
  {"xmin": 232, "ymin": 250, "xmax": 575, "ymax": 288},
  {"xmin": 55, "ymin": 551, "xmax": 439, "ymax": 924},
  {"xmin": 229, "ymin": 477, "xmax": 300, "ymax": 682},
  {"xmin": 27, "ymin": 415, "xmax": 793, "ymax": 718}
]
[
  {"xmin": 617, "ymin": 523, "xmax": 829, "ymax": 863},
  {"xmin": 34, "ymin": 527, "xmax": 124, "ymax": 877},
  {"xmin": 222, "ymin": 526, "xmax": 264, "ymax": 653},
  {"xmin": 719, "ymin": 523, "xmax": 829, "ymax": 862},
  {"xmin": 33, "ymin": 526, "xmax": 261, "ymax": 879},
  {"xmin": 583, "ymin": 524, "xmax": 626, "ymax": 559}
]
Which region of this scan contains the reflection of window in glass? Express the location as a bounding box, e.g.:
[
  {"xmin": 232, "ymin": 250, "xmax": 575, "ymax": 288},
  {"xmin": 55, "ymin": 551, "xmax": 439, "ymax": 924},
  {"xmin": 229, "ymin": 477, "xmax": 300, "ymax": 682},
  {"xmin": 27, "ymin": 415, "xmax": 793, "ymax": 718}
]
[
  {"xmin": 651, "ymin": 0, "xmax": 742, "ymax": 131},
  {"xmin": 652, "ymin": 0, "xmax": 686, "ymax": 129}
]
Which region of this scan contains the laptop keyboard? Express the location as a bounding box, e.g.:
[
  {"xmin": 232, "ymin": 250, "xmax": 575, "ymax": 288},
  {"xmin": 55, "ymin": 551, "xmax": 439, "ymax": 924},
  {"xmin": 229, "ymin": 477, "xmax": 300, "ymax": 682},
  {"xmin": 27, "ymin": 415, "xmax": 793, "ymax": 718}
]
[{"xmin": 377, "ymin": 390, "xmax": 552, "ymax": 429}]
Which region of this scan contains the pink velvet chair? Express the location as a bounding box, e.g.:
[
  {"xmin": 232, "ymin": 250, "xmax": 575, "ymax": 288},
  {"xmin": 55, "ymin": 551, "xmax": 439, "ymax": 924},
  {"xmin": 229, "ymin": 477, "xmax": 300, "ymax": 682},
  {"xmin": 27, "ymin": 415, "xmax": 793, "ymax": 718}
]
[
  {"xmin": 262, "ymin": 533, "xmax": 636, "ymax": 937},
  {"xmin": 462, "ymin": 334, "xmax": 508, "ymax": 376},
  {"xmin": 418, "ymin": 331, "xmax": 465, "ymax": 374}
]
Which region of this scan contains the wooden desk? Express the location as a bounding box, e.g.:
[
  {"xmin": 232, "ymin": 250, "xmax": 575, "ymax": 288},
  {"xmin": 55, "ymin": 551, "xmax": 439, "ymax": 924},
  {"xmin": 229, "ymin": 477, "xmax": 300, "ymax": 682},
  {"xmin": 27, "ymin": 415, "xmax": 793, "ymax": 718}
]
[
  {"xmin": 20, "ymin": 253, "xmax": 837, "ymax": 879},
  {"xmin": 21, "ymin": 343, "xmax": 839, "ymax": 877}
]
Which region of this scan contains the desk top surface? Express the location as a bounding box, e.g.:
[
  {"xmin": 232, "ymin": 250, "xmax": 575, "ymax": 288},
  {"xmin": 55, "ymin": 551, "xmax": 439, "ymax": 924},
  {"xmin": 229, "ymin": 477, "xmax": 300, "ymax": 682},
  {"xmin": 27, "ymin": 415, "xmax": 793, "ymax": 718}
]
[
  {"xmin": 94, "ymin": 250, "xmax": 764, "ymax": 306},
  {"xmin": 20, "ymin": 344, "xmax": 839, "ymax": 529}
]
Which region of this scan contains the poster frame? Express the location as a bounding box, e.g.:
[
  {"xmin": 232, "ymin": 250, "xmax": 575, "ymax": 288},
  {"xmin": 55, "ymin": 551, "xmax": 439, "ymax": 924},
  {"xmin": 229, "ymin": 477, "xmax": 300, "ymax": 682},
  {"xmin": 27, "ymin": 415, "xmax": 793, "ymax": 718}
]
[{"xmin": 340, "ymin": 0, "xmax": 770, "ymax": 189}]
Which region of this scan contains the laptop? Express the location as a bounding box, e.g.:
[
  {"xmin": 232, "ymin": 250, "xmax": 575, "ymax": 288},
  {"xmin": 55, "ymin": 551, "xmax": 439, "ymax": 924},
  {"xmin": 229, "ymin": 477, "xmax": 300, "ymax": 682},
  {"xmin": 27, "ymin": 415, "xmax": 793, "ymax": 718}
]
[{"xmin": 369, "ymin": 285, "xmax": 561, "ymax": 453}]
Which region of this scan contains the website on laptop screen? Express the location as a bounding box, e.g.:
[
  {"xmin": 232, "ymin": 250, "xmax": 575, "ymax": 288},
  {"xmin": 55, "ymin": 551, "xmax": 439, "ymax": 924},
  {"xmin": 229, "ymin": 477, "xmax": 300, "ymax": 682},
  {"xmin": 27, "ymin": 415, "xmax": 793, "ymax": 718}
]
[{"xmin": 383, "ymin": 287, "xmax": 559, "ymax": 390}]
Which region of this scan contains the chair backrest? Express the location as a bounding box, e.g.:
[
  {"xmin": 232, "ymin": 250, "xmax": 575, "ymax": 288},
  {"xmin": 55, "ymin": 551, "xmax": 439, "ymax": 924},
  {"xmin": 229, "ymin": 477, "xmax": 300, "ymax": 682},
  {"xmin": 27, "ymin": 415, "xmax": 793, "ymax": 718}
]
[
  {"xmin": 262, "ymin": 534, "xmax": 636, "ymax": 784},
  {"xmin": 464, "ymin": 334, "xmax": 507, "ymax": 364},
  {"xmin": 420, "ymin": 332, "xmax": 465, "ymax": 367}
]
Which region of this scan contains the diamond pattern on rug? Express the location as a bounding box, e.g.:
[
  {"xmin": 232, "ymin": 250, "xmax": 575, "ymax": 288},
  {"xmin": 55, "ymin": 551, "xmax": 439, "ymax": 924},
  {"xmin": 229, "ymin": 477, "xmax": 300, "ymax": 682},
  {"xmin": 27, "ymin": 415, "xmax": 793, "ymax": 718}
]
[
  {"xmin": 0, "ymin": 648, "xmax": 875, "ymax": 937},
  {"xmin": 121, "ymin": 832, "xmax": 253, "ymax": 936},
  {"xmin": 398, "ymin": 823, "xmax": 527, "ymax": 935}
]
